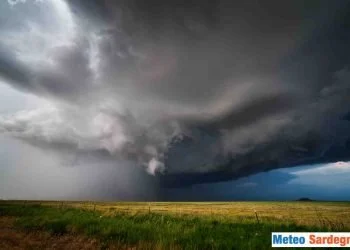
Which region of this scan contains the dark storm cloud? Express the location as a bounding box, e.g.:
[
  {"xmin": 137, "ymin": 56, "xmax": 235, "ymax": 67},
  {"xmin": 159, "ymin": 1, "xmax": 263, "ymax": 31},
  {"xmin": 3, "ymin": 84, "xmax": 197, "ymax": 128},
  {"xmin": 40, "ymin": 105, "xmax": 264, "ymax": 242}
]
[
  {"xmin": 0, "ymin": 49, "xmax": 31, "ymax": 86},
  {"xmin": 0, "ymin": 0, "xmax": 349, "ymax": 185},
  {"xmin": 161, "ymin": 163, "xmax": 350, "ymax": 201},
  {"xmin": 160, "ymin": 170, "xmax": 297, "ymax": 201}
]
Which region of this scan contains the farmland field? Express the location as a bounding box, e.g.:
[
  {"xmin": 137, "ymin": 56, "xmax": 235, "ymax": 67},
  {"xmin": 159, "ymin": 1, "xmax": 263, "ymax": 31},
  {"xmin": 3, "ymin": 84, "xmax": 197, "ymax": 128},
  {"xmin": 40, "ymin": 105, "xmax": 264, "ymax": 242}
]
[{"xmin": 1, "ymin": 201, "xmax": 349, "ymax": 249}]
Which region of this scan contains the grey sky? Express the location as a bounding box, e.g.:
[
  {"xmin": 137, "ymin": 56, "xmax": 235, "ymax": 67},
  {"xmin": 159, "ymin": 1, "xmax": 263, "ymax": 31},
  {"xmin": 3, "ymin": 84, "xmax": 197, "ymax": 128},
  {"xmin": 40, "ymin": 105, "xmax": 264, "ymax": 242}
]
[{"xmin": 0, "ymin": 0, "xmax": 349, "ymax": 200}]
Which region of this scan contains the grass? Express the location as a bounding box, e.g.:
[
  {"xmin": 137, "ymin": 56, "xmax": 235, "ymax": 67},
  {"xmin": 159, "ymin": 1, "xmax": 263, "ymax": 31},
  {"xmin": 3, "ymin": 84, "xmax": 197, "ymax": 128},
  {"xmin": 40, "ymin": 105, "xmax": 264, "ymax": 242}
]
[
  {"xmin": 5, "ymin": 200, "xmax": 350, "ymax": 228},
  {"xmin": 1, "ymin": 201, "xmax": 350, "ymax": 249}
]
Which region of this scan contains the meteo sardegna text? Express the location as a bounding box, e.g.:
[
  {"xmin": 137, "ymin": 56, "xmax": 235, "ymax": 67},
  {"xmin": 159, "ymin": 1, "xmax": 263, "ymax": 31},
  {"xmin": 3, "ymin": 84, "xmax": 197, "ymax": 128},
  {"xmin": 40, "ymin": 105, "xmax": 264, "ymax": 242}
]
[{"xmin": 272, "ymin": 232, "xmax": 350, "ymax": 248}]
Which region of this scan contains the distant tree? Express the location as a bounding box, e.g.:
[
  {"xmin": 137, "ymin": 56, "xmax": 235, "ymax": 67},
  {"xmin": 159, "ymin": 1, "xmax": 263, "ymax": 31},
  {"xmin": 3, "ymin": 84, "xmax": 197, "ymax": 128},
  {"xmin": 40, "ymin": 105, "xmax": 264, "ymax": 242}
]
[{"xmin": 297, "ymin": 197, "xmax": 313, "ymax": 201}]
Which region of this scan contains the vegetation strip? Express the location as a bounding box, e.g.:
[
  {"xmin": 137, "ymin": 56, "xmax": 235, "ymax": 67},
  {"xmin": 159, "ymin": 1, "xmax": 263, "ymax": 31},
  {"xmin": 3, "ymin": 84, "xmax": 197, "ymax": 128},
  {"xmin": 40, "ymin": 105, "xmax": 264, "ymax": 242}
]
[{"xmin": 1, "ymin": 203, "xmax": 347, "ymax": 249}]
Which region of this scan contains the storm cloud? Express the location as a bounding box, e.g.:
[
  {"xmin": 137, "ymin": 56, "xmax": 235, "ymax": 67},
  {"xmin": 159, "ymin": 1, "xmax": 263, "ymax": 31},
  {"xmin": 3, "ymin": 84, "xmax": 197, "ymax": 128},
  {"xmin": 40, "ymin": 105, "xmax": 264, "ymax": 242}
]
[{"xmin": 0, "ymin": 0, "xmax": 349, "ymax": 188}]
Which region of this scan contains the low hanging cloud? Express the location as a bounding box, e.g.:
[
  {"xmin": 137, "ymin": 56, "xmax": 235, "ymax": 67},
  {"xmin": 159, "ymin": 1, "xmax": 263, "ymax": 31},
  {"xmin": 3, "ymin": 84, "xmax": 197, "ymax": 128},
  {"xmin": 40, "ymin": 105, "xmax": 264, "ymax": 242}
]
[
  {"xmin": 0, "ymin": 0, "xmax": 349, "ymax": 185},
  {"xmin": 292, "ymin": 161, "xmax": 350, "ymax": 176}
]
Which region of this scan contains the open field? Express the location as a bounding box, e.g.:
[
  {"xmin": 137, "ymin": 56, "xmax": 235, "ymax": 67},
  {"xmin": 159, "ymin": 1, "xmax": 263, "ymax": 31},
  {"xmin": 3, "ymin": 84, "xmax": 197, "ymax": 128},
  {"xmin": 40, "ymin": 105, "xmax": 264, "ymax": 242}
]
[
  {"xmin": 1, "ymin": 201, "xmax": 350, "ymax": 249},
  {"xmin": 4, "ymin": 200, "xmax": 350, "ymax": 228}
]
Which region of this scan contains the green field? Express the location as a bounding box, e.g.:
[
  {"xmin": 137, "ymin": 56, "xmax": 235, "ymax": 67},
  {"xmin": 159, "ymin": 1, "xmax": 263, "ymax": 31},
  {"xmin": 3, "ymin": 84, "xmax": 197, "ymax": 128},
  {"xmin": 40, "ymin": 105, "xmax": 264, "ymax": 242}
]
[{"xmin": 1, "ymin": 201, "xmax": 349, "ymax": 249}]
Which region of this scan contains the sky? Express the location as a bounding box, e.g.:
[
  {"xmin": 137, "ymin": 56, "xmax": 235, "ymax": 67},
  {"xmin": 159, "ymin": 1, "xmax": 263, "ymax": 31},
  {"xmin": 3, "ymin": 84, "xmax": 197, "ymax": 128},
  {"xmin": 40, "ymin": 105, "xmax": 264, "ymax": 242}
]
[{"xmin": 0, "ymin": 0, "xmax": 349, "ymax": 201}]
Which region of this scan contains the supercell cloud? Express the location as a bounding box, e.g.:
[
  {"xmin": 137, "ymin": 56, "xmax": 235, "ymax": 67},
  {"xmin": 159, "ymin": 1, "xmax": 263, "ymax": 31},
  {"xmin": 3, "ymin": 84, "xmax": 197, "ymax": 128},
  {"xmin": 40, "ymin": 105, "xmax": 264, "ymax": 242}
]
[{"xmin": 0, "ymin": 0, "xmax": 349, "ymax": 188}]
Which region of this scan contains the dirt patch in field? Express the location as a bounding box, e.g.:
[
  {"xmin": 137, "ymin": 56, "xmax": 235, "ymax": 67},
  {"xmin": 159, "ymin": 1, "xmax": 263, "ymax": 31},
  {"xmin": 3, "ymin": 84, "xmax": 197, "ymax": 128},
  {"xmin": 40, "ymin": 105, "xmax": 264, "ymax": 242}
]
[
  {"xmin": 0, "ymin": 216, "xmax": 175, "ymax": 250},
  {"xmin": 0, "ymin": 217, "xmax": 109, "ymax": 250}
]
